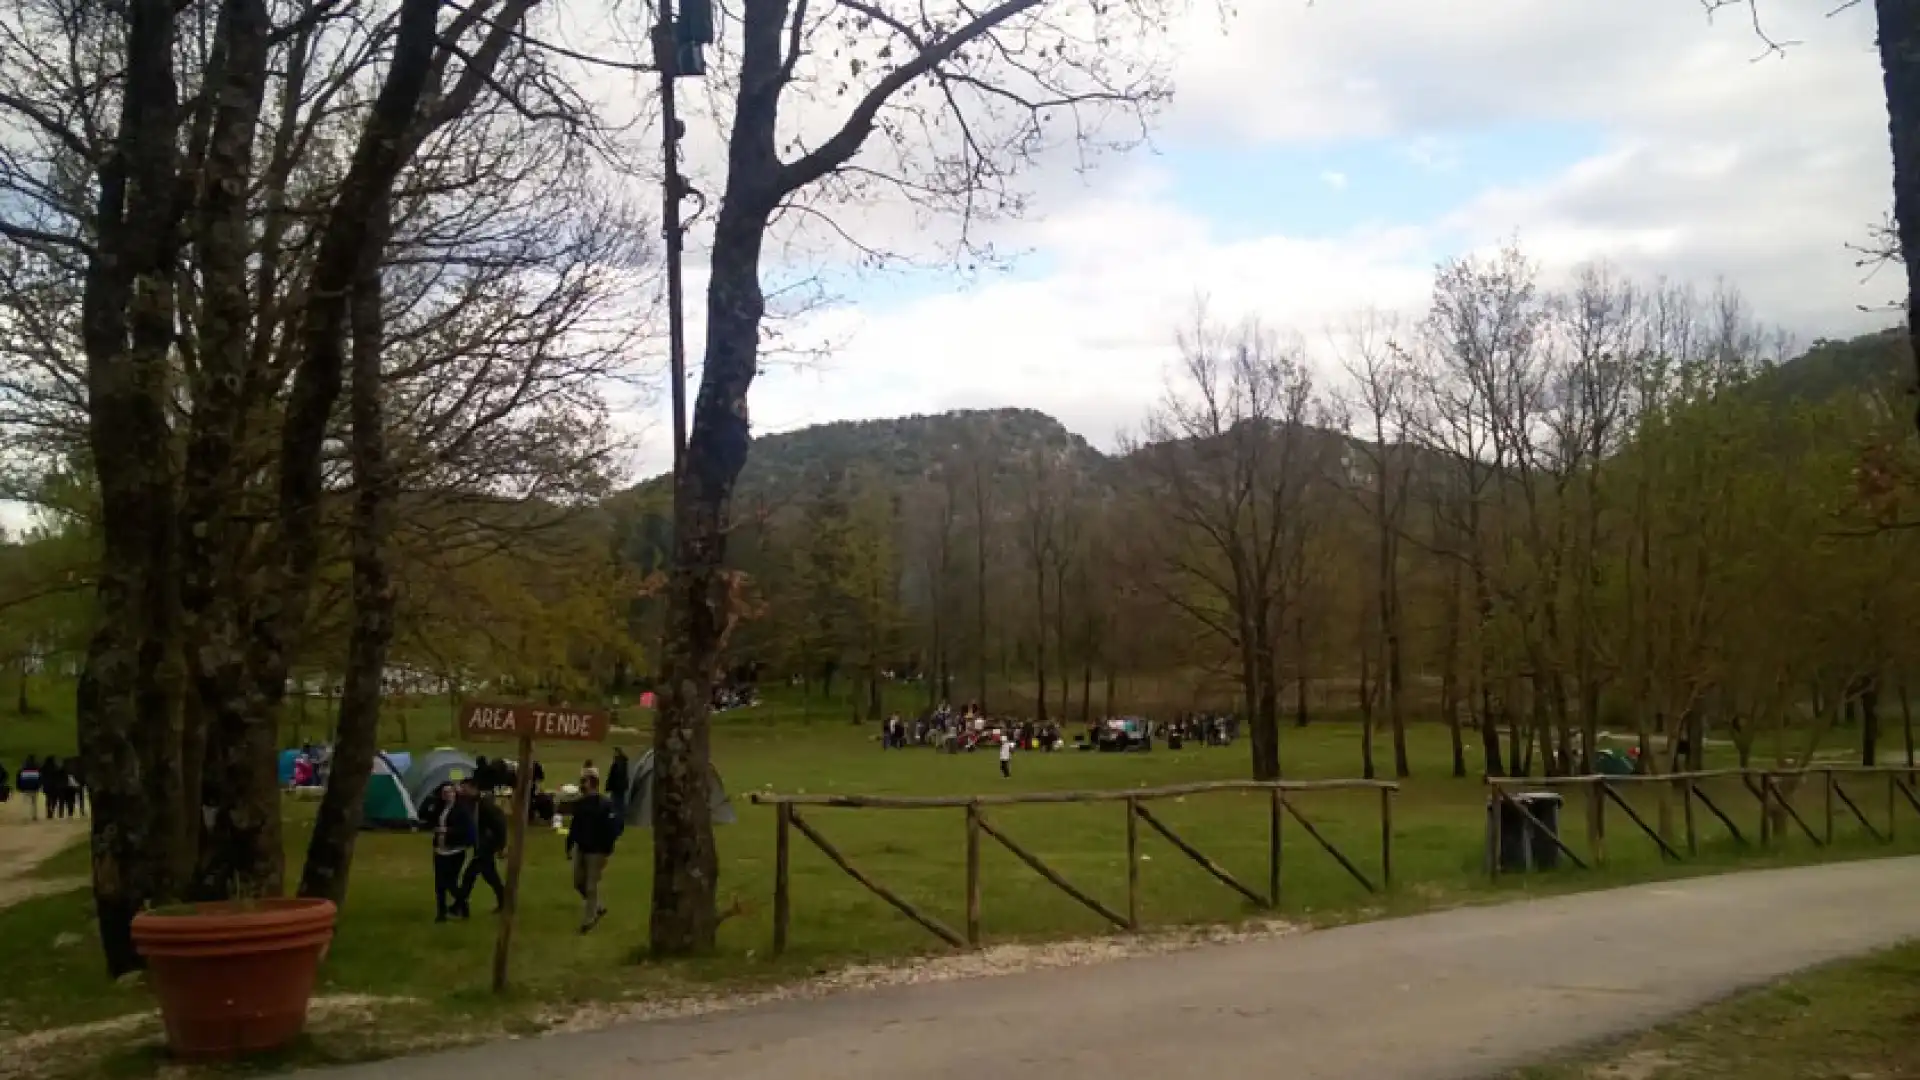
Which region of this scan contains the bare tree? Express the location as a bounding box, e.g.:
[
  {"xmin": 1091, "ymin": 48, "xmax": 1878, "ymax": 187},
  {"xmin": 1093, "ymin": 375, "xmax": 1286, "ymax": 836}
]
[
  {"xmin": 1133, "ymin": 311, "xmax": 1321, "ymax": 781},
  {"xmin": 1336, "ymin": 312, "xmax": 1412, "ymax": 779},
  {"xmin": 649, "ymin": 0, "xmax": 1182, "ymax": 952}
]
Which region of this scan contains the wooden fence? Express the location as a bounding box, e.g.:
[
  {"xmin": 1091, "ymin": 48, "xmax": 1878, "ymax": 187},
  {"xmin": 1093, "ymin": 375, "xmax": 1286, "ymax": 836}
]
[
  {"xmin": 1486, "ymin": 765, "xmax": 1920, "ymax": 876},
  {"xmin": 750, "ymin": 779, "xmax": 1399, "ymax": 955}
]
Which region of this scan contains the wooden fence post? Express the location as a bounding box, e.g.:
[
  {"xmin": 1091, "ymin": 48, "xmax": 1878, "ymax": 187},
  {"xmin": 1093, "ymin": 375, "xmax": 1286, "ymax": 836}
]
[
  {"xmin": 1759, "ymin": 772, "xmax": 1772, "ymax": 849},
  {"xmin": 1485, "ymin": 785, "xmax": 1500, "ymax": 880},
  {"xmin": 965, "ymin": 802, "xmax": 982, "ymax": 948},
  {"xmin": 1126, "ymin": 797, "xmax": 1140, "ymax": 930},
  {"xmin": 1824, "ymin": 769, "xmax": 1835, "ymax": 846},
  {"xmin": 1681, "ymin": 778, "xmax": 1697, "ymax": 857},
  {"xmin": 773, "ymin": 801, "xmax": 792, "ymax": 957},
  {"xmin": 1269, "ymin": 787, "xmax": 1283, "ymax": 908},
  {"xmin": 1586, "ymin": 780, "xmax": 1604, "ymax": 866},
  {"xmin": 1379, "ymin": 787, "xmax": 1393, "ymax": 891}
]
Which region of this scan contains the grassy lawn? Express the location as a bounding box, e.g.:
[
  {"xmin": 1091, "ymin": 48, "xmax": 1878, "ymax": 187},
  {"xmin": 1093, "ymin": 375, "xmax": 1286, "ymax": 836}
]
[
  {"xmin": 2, "ymin": 680, "xmax": 1915, "ymax": 1075},
  {"xmin": 1513, "ymin": 942, "xmax": 1920, "ymax": 1080}
]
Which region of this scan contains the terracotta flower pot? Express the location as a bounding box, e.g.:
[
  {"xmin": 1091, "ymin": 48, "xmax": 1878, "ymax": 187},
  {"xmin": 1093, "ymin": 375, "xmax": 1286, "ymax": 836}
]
[{"xmin": 131, "ymin": 897, "xmax": 337, "ymax": 1061}]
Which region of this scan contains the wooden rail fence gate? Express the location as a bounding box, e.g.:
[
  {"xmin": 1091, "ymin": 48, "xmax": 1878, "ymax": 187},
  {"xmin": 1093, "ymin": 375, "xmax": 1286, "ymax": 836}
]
[
  {"xmin": 752, "ymin": 779, "xmax": 1399, "ymax": 954},
  {"xmin": 1486, "ymin": 765, "xmax": 1920, "ymax": 877}
]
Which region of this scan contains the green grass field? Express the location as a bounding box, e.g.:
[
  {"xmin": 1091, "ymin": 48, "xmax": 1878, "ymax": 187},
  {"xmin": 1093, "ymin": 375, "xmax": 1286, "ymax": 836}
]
[
  {"xmin": 1513, "ymin": 942, "xmax": 1920, "ymax": 1080},
  {"xmin": 1, "ymin": 679, "xmax": 1914, "ymax": 1073}
]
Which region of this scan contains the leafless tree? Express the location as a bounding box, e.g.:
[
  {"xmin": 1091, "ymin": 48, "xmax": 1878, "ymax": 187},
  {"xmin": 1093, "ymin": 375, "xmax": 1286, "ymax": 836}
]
[
  {"xmin": 651, "ymin": 0, "xmax": 1185, "ymax": 953},
  {"xmin": 1132, "ymin": 310, "xmax": 1321, "ymax": 781}
]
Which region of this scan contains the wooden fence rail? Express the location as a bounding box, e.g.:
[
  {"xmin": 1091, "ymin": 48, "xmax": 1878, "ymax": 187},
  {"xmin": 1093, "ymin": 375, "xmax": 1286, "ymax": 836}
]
[
  {"xmin": 753, "ymin": 778, "xmax": 1398, "ymax": 955},
  {"xmin": 1485, "ymin": 765, "xmax": 1920, "ymax": 878}
]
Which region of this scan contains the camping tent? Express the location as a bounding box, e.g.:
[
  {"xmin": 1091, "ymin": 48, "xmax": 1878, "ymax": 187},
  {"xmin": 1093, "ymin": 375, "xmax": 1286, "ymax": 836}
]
[
  {"xmin": 407, "ymin": 748, "xmax": 478, "ymax": 815},
  {"xmin": 621, "ymin": 749, "xmax": 736, "ymax": 827},
  {"xmin": 362, "ymin": 752, "xmax": 418, "ymax": 829}
]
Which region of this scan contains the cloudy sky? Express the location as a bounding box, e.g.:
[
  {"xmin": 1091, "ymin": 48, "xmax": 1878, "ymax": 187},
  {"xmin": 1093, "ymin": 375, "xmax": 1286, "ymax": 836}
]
[{"xmin": 602, "ymin": 0, "xmax": 1898, "ymax": 479}]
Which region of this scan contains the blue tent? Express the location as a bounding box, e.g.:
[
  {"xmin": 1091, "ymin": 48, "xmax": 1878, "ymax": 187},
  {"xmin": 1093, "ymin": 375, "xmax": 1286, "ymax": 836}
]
[{"xmin": 278, "ymin": 749, "xmax": 301, "ymax": 787}]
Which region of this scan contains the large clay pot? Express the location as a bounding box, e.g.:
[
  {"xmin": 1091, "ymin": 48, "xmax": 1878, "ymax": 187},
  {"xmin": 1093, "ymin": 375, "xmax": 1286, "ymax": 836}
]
[{"xmin": 131, "ymin": 897, "xmax": 337, "ymax": 1060}]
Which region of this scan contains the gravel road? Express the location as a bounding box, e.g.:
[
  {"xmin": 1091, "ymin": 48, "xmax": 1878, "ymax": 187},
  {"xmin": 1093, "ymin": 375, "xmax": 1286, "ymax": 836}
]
[{"xmin": 302, "ymin": 857, "xmax": 1920, "ymax": 1080}]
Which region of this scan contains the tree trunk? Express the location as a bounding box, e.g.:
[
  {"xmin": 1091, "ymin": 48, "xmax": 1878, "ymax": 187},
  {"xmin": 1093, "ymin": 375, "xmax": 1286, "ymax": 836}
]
[
  {"xmin": 1862, "ymin": 674, "xmax": 1882, "ymax": 767},
  {"xmin": 78, "ymin": 0, "xmax": 188, "ymax": 976},
  {"xmin": 1080, "ymin": 652, "xmax": 1093, "ymax": 729},
  {"xmin": 181, "ymin": 0, "xmax": 273, "ymax": 903},
  {"xmin": 298, "ymin": 205, "xmax": 396, "ymax": 904},
  {"xmin": 1358, "ymin": 639, "xmax": 1376, "ymax": 781},
  {"xmin": 650, "ymin": 115, "xmax": 783, "ymax": 951},
  {"xmin": 974, "ymin": 474, "xmax": 989, "ymax": 711},
  {"xmin": 15, "ymin": 660, "xmax": 26, "ymax": 715},
  {"xmin": 1441, "ymin": 560, "xmax": 1467, "ymax": 778},
  {"xmin": 1875, "ymin": 0, "xmax": 1920, "ymax": 439},
  {"xmin": 1293, "ymin": 614, "xmax": 1310, "ymax": 728},
  {"xmin": 1033, "ymin": 557, "xmax": 1048, "ymax": 725}
]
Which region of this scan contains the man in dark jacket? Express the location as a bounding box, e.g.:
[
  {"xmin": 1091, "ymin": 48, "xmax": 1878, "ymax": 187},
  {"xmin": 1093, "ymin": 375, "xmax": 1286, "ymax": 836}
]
[
  {"xmin": 564, "ymin": 774, "xmax": 618, "ymax": 933},
  {"xmin": 457, "ymin": 779, "xmax": 508, "ymax": 913}
]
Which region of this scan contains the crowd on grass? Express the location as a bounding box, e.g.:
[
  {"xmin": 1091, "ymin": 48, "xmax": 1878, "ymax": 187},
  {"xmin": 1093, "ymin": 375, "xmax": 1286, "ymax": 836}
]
[
  {"xmin": 881, "ymin": 703, "xmax": 1241, "ymax": 757},
  {"xmin": 0, "ymin": 754, "xmax": 88, "ymax": 819}
]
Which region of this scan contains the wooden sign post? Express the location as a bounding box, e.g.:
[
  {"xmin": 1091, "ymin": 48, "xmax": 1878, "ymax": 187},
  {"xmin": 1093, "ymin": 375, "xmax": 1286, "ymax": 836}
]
[{"xmin": 457, "ymin": 701, "xmax": 609, "ymax": 993}]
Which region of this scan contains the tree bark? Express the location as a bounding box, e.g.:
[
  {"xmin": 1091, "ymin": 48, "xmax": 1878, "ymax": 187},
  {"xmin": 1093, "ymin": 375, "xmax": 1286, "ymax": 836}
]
[
  {"xmin": 1876, "ymin": 0, "xmax": 1920, "ymax": 437},
  {"xmin": 215, "ymin": 0, "xmax": 442, "ymax": 901},
  {"xmin": 650, "ymin": 42, "xmax": 787, "ymax": 945},
  {"xmin": 78, "ymin": 0, "xmax": 187, "ymax": 976},
  {"xmin": 181, "ymin": 0, "xmax": 272, "ymax": 902},
  {"xmin": 1862, "ymin": 674, "xmax": 1882, "ymax": 767},
  {"xmin": 298, "ymin": 204, "xmax": 395, "ymax": 903}
]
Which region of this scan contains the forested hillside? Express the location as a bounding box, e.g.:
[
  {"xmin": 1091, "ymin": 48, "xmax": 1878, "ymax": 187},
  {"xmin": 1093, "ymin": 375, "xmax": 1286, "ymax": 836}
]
[{"xmin": 609, "ymin": 260, "xmax": 1920, "ymax": 785}]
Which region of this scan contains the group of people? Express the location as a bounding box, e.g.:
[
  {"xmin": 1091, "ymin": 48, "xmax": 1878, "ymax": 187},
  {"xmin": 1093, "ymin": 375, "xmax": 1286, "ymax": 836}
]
[
  {"xmin": 427, "ymin": 751, "xmax": 631, "ymax": 934},
  {"xmin": 884, "ymin": 703, "xmax": 1068, "ymax": 756},
  {"xmin": 289, "ymin": 743, "xmax": 331, "ymax": 789},
  {"xmin": 0, "ymin": 755, "xmax": 86, "ymax": 819}
]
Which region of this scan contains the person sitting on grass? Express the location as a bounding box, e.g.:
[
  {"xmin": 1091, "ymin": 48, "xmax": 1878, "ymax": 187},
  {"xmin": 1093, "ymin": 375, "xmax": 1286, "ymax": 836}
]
[{"xmin": 565, "ymin": 773, "xmax": 619, "ymax": 934}]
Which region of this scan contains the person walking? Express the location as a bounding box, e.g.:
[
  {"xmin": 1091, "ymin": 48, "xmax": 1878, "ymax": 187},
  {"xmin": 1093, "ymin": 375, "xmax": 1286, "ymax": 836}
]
[
  {"xmin": 39, "ymin": 756, "xmax": 69, "ymax": 819},
  {"xmin": 456, "ymin": 779, "xmax": 508, "ymax": 914},
  {"xmin": 999, "ymin": 735, "xmax": 1013, "ymax": 779},
  {"xmin": 606, "ymin": 748, "xmax": 631, "ymax": 820},
  {"xmin": 17, "ymin": 755, "xmax": 40, "ymax": 820},
  {"xmin": 430, "ymin": 783, "xmax": 475, "ymax": 922},
  {"xmin": 67, "ymin": 756, "xmax": 86, "ymax": 817},
  {"xmin": 565, "ymin": 774, "xmax": 618, "ymax": 933}
]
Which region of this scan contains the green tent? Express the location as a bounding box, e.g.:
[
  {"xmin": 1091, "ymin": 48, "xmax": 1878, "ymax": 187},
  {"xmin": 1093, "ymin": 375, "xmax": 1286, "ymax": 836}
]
[
  {"xmin": 1596, "ymin": 748, "xmax": 1637, "ymax": 777},
  {"xmin": 362, "ymin": 752, "xmax": 418, "ymax": 830}
]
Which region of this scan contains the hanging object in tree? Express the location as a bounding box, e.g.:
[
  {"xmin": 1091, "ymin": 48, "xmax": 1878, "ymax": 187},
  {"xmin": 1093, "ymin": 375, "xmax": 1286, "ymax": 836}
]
[{"xmin": 675, "ymin": 0, "xmax": 713, "ymax": 77}]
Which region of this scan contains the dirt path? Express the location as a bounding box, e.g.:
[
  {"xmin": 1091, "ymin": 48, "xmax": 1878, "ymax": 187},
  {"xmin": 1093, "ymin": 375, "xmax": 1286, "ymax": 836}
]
[
  {"xmin": 300, "ymin": 856, "xmax": 1920, "ymax": 1080},
  {"xmin": 0, "ymin": 798, "xmax": 86, "ymax": 909}
]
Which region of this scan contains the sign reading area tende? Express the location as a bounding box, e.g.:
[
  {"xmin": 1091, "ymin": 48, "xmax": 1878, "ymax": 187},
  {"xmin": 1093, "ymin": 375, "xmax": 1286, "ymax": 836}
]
[{"xmin": 458, "ymin": 702, "xmax": 609, "ymax": 743}]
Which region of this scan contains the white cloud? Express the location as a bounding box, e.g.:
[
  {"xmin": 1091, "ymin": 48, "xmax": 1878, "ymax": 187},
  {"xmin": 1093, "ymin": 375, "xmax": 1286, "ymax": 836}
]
[{"xmin": 610, "ymin": 0, "xmax": 1902, "ymax": 478}]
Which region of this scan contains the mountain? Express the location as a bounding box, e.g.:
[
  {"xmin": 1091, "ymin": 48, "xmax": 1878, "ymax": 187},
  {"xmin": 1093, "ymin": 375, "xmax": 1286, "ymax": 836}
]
[
  {"xmin": 621, "ymin": 407, "xmax": 1113, "ymax": 506},
  {"xmin": 1748, "ymin": 327, "xmax": 1910, "ymax": 405},
  {"xmin": 605, "ymin": 408, "xmax": 1114, "ymax": 572}
]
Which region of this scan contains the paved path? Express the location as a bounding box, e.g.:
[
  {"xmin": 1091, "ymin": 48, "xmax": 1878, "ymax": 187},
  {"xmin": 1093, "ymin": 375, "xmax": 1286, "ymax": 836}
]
[
  {"xmin": 0, "ymin": 799, "xmax": 85, "ymax": 910},
  {"xmin": 307, "ymin": 858, "xmax": 1920, "ymax": 1080}
]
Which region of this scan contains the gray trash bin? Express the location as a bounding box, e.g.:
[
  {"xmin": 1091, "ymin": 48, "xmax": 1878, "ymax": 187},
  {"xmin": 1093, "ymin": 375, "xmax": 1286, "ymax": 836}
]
[{"xmin": 1492, "ymin": 791, "xmax": 1563, "ymax": 872}]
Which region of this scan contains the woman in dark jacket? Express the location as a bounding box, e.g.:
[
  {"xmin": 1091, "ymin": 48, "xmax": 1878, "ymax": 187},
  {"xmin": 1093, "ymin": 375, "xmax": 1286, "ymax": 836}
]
[{"xmin": 17, "ymin": 755, "xmax": 41, "ymax": 820}]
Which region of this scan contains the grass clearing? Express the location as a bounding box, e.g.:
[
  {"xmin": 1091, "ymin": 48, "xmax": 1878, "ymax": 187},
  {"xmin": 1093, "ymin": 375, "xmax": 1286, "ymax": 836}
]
[
  {"xmin": 1512, "ymin": 941, "xmax": 1920, "ymax": 1080},
  {"xmin": 2, "ymin": 681, "xmax": 1915, "ymax": 1076}
]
